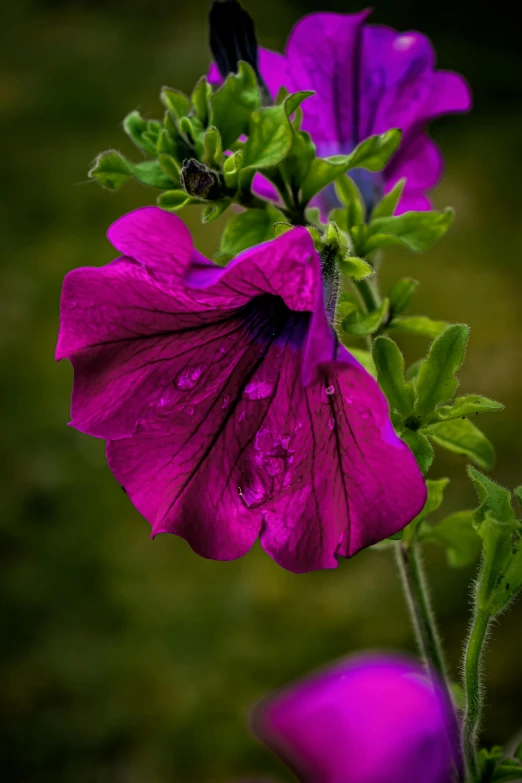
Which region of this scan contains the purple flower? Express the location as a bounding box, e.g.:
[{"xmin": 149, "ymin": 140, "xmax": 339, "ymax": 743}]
[
  {"xmin": 57, "ymin": 206, "xmax": 426, "ymax": 573},
  {"xmin": 252, "ymin": 654, "xmax": 461, "ymax": 783},
  {"xmin": 210, "ymin": 10, "xmax": 471, "ymax": 214}
]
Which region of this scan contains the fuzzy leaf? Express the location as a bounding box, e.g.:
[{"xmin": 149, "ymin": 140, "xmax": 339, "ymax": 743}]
[
  {"xmin": 388, "ymin": 315, "xmax": 450, "ymax": 340},
  {"xmin": 372, "ymin": 336, "xmax": 414, "ymax": 417},
  {"xmin": 371, "ymin": 178, "xmax": 406, "ymax": 219},
  {"xmin": 388, "ymin": 278, "xmax": 419, "ymax": 316},
  {"xmin": 420, "ymin": 510, "xmax": 480, "ymax": 567},
  {"xmin": 210, "ymin": 62, "xmax": 261, "ymax": 150},
  {"xmin": 401, "ymin": 429, "xmax": 434, "ymax": 474},
  {"xmin": 430, "ymin": 419, "xmax": 495, "ymax": 471},
  {"xmin": 334, "ymin": 175, "xmax": 365, "ymax": 228},
  {"xmin": 337, "ymin": 255, "xmax": 373, "ymax": 280},
  {"xmin": 220, "ymin": 207, "xmax": 283, "ymax": 256},
  {"xmin": 346, "ymin": 129, "xmax": 402, "ymax": 172},
  {"xmin": 341, "ymin": 299, "xmax": 389, "ymax": 337},
  {"xmin": 89, "ymin": 151, "xmax": 173, "ymax": 190},
  {"xmin": 123, "ymin": 111, "xmax": 158, "ymax": 155},
  {"xmin": 157, "ymin": 190, "xmax": 200, "ymax": 211},
  {"xmin": 428, "ymin": 395, "xmax": 504, "ymax": 424},
  {"xmin": 242, "ymin": 91, "xmax": 312, "ymax": 170},
  {"xmin": 160, "ymin": 87, "xmax": 192, "ymax": 118},
  {"xmin": 368, "ymin": 208, "xmax": 455, "ymax": 253},
  {"xmin": 414, "ymin": 325, "xmax": 469, "ymax": 418}
]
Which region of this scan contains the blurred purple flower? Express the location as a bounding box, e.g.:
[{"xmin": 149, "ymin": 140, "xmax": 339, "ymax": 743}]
[
  {"xmin": 210, "ymin": 10, "xmax": 471, "ymax": 214},
  {"xmin": 57, "ymin": 206, "xmax": 425, "ymax": 573},
  {"xmin": 252, "ymin": 654, "xmax": 461, "ymax": 783}
]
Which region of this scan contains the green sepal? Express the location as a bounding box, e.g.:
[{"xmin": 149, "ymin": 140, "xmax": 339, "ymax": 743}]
[
  {"xmin": 366, "ymin": 207, "xmax": 455, "ymax": 254},
  {"xmin": 491, "ymin": 763, "xmax": 522, "ymax": 782},
  {"xmin": 223, "ymin": 150, "xmax": 243, "ymax": 189},
  {"xmin": 371, "ymin": 178, "xmax": 406, "ymax": 219},
  {"xmin": 341, "ymin": 298, "xmax": 389, "ymax": 337},
  {"xmin": 281, "ymin": 131, "xmax": 316, "ymax": 191},
  {"xmin": 388, "ymin": 277, "xmax": 419, "ymax": 316},
  {"xmin": 427, "ymin": 394, "xmax": 504, "ymax": 424},
  {"xmin": 123, "ymin": 111, "xmax": 159, "ymax": 155},
  {"xmin": 414, "ymin": 324, "xmax": 469, "ymax": 417},
  {"xmin": 468, "ymin": 467, "xmax": 516, "ymax": 526},
  {"xmin": 401, "ymin": 429, "xmax": 434, "ymax": 474},
  {"xmin": 429, "ymin": 418, "xmax": 495, "ymax": 471},
  {"xmin": 337, "ymin": 255, "xmax": 373, "ymax": 280},
  {"xmin": 387, "ymin": 315, "xmax": 450, "ymax": 340},
  {"xmin": 220, "ymin": 206, "xmax": 284, "ymax": 257},
  {"xmin": 419, "ymin": 510, "xmax": 480, "ymax": 567},
  {"xmin": 157, "ymin": 189, "xmax": 200, "ymax": 211},
  {"xmin": 201, "ymin": 199, "xmax": 230, "ymax": 223},
  {"xmin": 372, "ymin": 336, "xmax": 415, "ymax": 418},
  {"xmin": 160, "ymin": 87, "xmax": 192, "ymax": 119},
  {"xmin": 89, "ymin": 151, "xmax": 173, "ymax": 190},
  {"xmin": 242, "ymin": 91, "xmax": 313, "ymax": 170},
  {"xmin": 210, "ymin": 62, "xmax": 261, "ymax": 150},
  {"xmin": 334, "ymin": 176, "xmax": 365, "ymax": 229}
]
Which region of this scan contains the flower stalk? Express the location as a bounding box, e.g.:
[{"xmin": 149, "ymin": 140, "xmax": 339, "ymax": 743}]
[{"xmin": 462, "ymin": 608, "xmax": 491, "ymax": 781}]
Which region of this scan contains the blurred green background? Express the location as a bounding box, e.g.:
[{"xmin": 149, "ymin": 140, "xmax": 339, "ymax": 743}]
[{"xmin": 1, "ymin": 0, "xmax": 521, "ymax": 780}]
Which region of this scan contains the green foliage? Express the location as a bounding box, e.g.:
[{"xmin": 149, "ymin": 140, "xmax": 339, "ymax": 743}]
[
  {"xmin": 89, "ymin": 151, "xmax": 174, "ymax": 190},
  {"xmin": 468, "ymin": 468, "xmax": 522, "ymax": 616},
  {"xmin": 334, "ymin": 175, "xmax": 366, "ymax": 229},
  {"xmin": 371, "ymin": 178, "xmax": 406, "ymax": 219},
  {"xmin": 157, "ymin": 190, "xmax": 200, "ymax": 211},
  {"xmin": 401, "ymin": 430, "xmax": 434, "ymax": 474},
  {"xmin": 387, "ymin": 315, "xmax": 450, "ymax": 339},
  {"xmin": 414, "ymin": 325, "xmax": 469, "ymax": 417},
  {"xmin": 209, "ymin": 62, "xmax": 261, "ymax": 150},
  {"xmin": 388, "ymin": 277, "xmax": 419, "ymax": 316},
  {"xmin": 242, "ymin": 91, "xmax": 313, "ymax": 170},
  {"xmin": 341, "ymin": 298, "xmax": 389, "ymax": 337},
  {"xmin": 428, "ymin": 395, "xmax": 504, "ymax": 424},
  {"xmin": 365, "ymin": 207, "xmax": 455, "ymax": 254},
  {"xmin": 430, "ymin": 418, "xmax": 495, "ymax": 471},
  {"xmin": 220, "ymin": 206, "xmax": 284, "ymax": 257},
  {"xmin": 420, "ymin": 511, "xmax": 480, "ymax": 567},
  {"xmin": 372, "ymin": 337, "xmax": 414, "ymax": 418}
]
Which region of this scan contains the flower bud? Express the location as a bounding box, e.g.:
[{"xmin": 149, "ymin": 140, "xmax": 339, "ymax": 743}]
[{"xmin": 180, "ymin": 159, "xmax": 221, "ymax": 200}]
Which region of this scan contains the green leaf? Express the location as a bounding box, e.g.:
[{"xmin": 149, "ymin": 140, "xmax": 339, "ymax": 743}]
[
  {"xmin": 514, "ymin": 487, "xmax": 522, "ymax": 508},
  {"xmin": 337, "ymin": 255, "xmax": 373, "ymax": 280},
  {"xmin": 203, "ymin": 126, "xmax": 224, "ymax": 168},
  {"xmin": 468, "ymin": 467, "xmax": 516, "ymax": 526},
  {"xmin": 345, "ymin": 128, "xmax": 402, "ymax": 171},
  {"xmin": 301, "ymin": 157, "xmax": 356, "ymax": 205},
  {"xmin": 191, "ymin": 76, "xmax": 211, "ymax": 125},
  {"xmin": 220, "ymin": 207, "xmax": 283, "ymax": 257},
  {"xmin": 428, "ymin": 394, "xmax": 504, "ymax": 424},
  {"xmin": 282, "ymin": 130, "xmax": 316, "ymax": 190},
  {"xmin": 430, "ymin": 418, "xmax": 495, "ymax": 471},
  {"xmin": 201, "ymin": 199, "xmax": 230, "ymax": 223},
  {"xmin": 368, "ymin": 208, "xmax": 455, "ymax": 253},
  {"xmin": 347, "ymin": 348, "xmax": 377, "ymax": 378},
  {"xmin": 388, "ymin": 277, "xmax": 419, "ymax": 316},
  {"xmin": 160, "ymin": 87, "xmax": 192, "ymax": 118},
  {"xmin": 89, "ymin": 151, "xmax": 173, "ymax": 190},
  {"xmin": 387, "ymin": 315, "xmax": 450, "ymax": 340},
  {"xmin": 341, "ymin": 299, "xmax": 389, "ymax": 337},
  {"xmin": 371, "ymin": 178, "xmax": 406, "ymax": 219},
  {"xmin": 158, "ymin": 154, "xmax": 181, "ymax": 183},
  {"xmin": 403, "ymin": 477, "xmax": 449, "ymax": 543},
  {"xmin": 401, "ymin": 429, "xmax": 434, "ymax": 474},
  {"xmin": 406, "ymin": 359, "xmax": 423, "ymax": 381},
  {"xmin": 372, "ymin": 336, "xmax": 414, "ymax": 418},
  {"xmin": 420, "ymin": 510, "xmax": 480, "ymax": 567},
  {"xmin": 334, "ymin": 175, "xmax": 365, "ymax": 229},
  {"xmin": 491, "ymin": 764, "xmax": 522, "ymax": 783},
  {"xmin": 414, "ymin": 325, "xmax": 469, "ymax": 418},
  {"xmin": 242, "ymin": 91, "xmax": 312, "ymax": 170},
  {"xmin": 210, "ymin": 62, "xmax": 261, "ymax": 150},
  {"xmin": 123, "ymin": 111, "xmax": 158, "ymax": 155},
  {"xmin": 157, "ymin": 190, "xmax": 200, "ymax": 211}
]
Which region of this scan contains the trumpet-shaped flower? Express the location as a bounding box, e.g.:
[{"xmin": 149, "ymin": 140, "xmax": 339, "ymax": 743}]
[
  {"xmin": 210, "ymin": 10, "xmax": 471, "ymax": 213},
  {"xmin": 252, "ymin": 654, "xmax": 461, "ymax": 783},
  {"xmin": 57, "ymin": 207, "xmax": 425, "ymax": 572}
]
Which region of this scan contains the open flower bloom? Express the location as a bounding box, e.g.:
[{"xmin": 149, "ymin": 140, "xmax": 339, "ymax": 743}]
[
  {"xmin": 252, "ymin": 654, "xmax": 461, "ymax": 783},
  {"xmin": 210, "ymin": 10, "xmax": 471, "ymax": 214},
  {"xmin": 57, "ymin": 207, "xmax": 425, "ymax": 573}
]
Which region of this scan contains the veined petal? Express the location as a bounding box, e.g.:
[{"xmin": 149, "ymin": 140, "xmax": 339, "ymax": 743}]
[{"xmin": 385, "ymin": 132, "xmax": 443, "ymax": 214}]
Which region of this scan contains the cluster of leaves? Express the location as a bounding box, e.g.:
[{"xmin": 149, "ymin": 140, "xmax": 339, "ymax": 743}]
[
  {"xmin": 372, "ymin": 325, "xmax": 503, "ymax": 474},
  {"xmin": 478, "ymin": 743, "xmax": 522, "ymax": 783}
]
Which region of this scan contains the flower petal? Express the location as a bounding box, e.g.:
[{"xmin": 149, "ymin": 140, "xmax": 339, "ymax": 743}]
[
  {"xmin": 252, "ymin": 655, "xmax": 460, "ymax": 783},
  {"xmin": 385, "ymin": 132, "xmax": 443, "ymax": 213}
]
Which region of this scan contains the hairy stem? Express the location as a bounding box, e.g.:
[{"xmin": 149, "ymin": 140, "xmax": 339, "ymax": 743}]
[
  {"xmin": 462, "ymin": 608, "xmax": 490, "ymax": 781},
  {"xmin": 355, "ymin": 276, "xmax": 381, "ymax": 313},
  {"xmin": 396, "ymin": 542, "xmax": 463, "ymax": 780}
]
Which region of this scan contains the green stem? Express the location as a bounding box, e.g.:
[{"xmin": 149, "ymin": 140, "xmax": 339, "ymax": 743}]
[
  {"xmin": 462, "ymin": 609, "xmax": 491, "ymax": 781},
  {"xmin": 355, "ymin": 277, "xmax": 381, "ymax": 313},
  {"xmin": 396, "ymin": 542, "xmax": 464, "ymax": 780}
]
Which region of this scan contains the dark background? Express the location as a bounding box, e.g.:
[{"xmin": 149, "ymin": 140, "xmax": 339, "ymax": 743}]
[{"xmin": 1, "ymin": 1, "xmax": 521, "ymax": 780}]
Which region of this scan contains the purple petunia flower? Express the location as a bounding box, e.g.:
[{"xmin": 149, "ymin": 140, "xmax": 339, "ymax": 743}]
[
  {"xmin": 210, "ymin": 10, "xmax": 471, "ymax": 214},
  {"xmin": 252, "ymin": 654, "xmax": 461, "ymax": 783},
  {"xmin": 57, "ymin": 206, "xmax": 426, "ymax": 573}
]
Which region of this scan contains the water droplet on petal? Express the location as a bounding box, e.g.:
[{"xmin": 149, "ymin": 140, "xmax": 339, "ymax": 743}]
[
  {"xmin": 238, "ymin": 411, "xmax": 246, "ymax": 422},
  {"xmin": 219, "ymin": 346, "xmax": 226, "ymax": 355},
  {"xmin": 345, "ymin": 394, "xmax": 353, "ymax": 405},
  {"xmin": 222, "ymin": 395, "xmax": 230, "ymax": 410},
  {"xmin": 328, "ymin": 416, "xmax": 335, "ymax": 431},
  {"xmin": 325, "ymin": 385, "xmax": 335, "ymax": 396},
  {"xmin": 243, "ymin": 380, "xmax": 274, "ymax": 400},
  {"xmin": 184, "ymin": 405, "xmax": 194, "ymax": 416},
  {"xmin": 175, "ymin": 366, "xmax": 204, "ymax": 390}
]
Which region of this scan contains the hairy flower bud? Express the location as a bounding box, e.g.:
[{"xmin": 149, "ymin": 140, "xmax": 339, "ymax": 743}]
[{"xmin": 180, "ymin": 159, "xmax": 221, "ymax": 200}]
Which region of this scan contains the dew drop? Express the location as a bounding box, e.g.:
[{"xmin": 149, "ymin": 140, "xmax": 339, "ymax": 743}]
[
  {"xmin": 184, "ymin": 405, "xmax": 195, "ymax": 416},
  {"xmin": 243, "ymin": 380, "xmax": 274, "ymax": 400},
  {"xmin": 328, "ymin": 416, "xmax": 335, "ymax": 431},
  {"xmin": 325, "ymin": 385, "xmax": 335, "ymax": 396},
  {"xmin": 219, "ymin": 346, "xmax": 226, "ymax": 355},
  {"xmin": 175, "ymin": 366, "xmax": 204, "ymax": 390}
]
